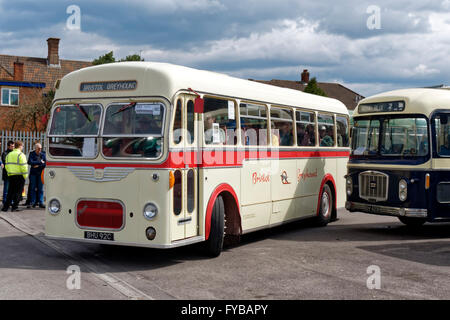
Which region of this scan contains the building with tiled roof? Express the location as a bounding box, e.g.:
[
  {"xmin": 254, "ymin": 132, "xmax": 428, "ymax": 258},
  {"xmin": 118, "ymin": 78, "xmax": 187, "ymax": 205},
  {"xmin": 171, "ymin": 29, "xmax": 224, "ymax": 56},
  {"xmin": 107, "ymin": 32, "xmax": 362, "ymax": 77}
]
[
  {"xmin": 250, "ymin": 69, "xmax": 364, "ymax": 111},
  {"xmin": 0, "ymin": 38, "xmax": 92, "ymax": 130}
]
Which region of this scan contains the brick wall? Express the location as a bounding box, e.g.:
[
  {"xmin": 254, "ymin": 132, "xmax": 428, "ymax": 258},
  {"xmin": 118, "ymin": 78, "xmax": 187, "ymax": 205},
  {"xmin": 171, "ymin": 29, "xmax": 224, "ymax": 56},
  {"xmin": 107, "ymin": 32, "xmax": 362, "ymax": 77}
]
[{"xmin": 0, "ymin": 86, "xmax": 45, "ymax": 131}]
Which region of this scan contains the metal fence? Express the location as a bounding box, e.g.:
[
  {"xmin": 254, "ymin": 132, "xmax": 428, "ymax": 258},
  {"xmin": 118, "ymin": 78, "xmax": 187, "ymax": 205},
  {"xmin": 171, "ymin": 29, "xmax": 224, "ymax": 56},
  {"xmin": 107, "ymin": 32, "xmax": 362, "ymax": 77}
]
[{"xmin": 1, "ymin": 130, "xmax": 46, "ymax": 156}]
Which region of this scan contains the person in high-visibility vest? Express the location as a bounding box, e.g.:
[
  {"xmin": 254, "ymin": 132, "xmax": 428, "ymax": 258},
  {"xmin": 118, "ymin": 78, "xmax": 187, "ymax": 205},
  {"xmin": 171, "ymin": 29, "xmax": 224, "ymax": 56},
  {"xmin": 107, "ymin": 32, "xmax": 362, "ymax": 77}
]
[{"xmin": 1, "ymin": 141, "xmax": 28, "ymax": 212}]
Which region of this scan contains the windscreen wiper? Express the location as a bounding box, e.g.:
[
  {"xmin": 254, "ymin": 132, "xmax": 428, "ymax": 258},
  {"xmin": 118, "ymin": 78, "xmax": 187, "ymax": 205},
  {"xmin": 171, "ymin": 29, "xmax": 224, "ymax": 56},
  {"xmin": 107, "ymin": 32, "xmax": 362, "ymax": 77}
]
[
  {"xmin": 75, "ymin": 104, "xmax": 91, "ymax": 122},
  {"xmin": 112, "ymin": 102, "xmax": 137, "ymax": 116}
]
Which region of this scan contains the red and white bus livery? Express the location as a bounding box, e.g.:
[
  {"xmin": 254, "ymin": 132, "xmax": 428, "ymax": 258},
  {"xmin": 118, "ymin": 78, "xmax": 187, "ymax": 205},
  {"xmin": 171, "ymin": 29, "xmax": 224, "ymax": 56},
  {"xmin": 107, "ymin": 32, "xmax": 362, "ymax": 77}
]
[{"xmin": 45, "ymin": 62, "xmax": 350, "ymax": 256}]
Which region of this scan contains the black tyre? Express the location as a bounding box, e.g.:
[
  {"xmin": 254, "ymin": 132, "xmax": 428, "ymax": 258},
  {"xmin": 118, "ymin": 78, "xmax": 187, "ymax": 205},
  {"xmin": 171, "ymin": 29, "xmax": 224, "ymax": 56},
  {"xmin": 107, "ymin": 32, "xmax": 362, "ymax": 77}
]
[
  {"xmin": 398, "ymin": 216, "xmax": 426, "ymax": 227},
  {"xmin": 316, "ymin": 184, "xmax": 333, "ymax": 227},
  {"xmin": 204, "ymin": 195, "xmax": 225, "ymax": 257}
]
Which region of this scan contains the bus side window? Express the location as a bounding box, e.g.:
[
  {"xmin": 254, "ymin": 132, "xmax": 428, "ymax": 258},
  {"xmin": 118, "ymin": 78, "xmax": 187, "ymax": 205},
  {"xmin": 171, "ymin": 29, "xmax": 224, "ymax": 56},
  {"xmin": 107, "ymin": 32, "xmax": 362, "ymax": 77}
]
[
  {"xmin": 436, "ymin": 115, "xmax": 450, "ymax": 156},
  {"xmin": 240, "ymin": 103, "xmax": 268, "ymax": 146},
  {"xmin": 204, "ymin": 98, "xmax": 237, "ymax": 146},
  {"xmin": 271, "ymin": 107, "xmax": 294, "ymax": 147},
  {"xmin": 296, "ymin": 111, "xmax": 316, "ymax": 147},
  {"xmin": 336, "ymin": 115, "xmax": 350, "ymax": 147},
  {"xmin": 318, "ymin": 113, "xmax": 335, "ymax": 147},
  {"xmin": 173, "ymin": 99, "xmax": 183, "ymax": 145},
  {"xmin": 187, "ymin": 100, "xmax": 195, "ymax": 144},
  {"xmin": 187, "ymin": 169, "xmax": 195, "ymax": 213},
  {"xmin": 173, "ymin": 170, "xmax": 182, "ymax": 215}
]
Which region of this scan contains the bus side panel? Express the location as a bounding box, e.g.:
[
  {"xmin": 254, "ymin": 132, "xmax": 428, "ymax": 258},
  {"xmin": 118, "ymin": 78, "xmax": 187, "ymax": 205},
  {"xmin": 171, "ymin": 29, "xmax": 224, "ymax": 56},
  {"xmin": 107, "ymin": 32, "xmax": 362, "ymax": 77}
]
[
  {"xmin": 239, "ymin": 159, "xmax": 272, "ymax": 231},
  {"xmin": 270, "ymin": 158, "xmax": 297, "ymax": 224},
  {"xmin": 295, "ymin": 157, "xmax": 323, "ymax": 217},
  {"xmin": 240, "ymin": 159, "xmax": 272, "ymax": 206},
  {"xmin": 336, "ymin": 156, "xmax": 349, "ymax": 208},
  {"xmin": 241, "ymin": 203, "xmax": 271, "ymax": 231}
]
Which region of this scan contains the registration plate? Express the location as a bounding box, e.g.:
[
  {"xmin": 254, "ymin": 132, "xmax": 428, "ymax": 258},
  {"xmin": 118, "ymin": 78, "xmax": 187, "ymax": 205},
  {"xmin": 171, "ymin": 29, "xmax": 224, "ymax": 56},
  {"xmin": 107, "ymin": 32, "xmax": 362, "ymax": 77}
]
[{"xmin": 84, "ymin": 231, "xmax": 114, "ymax": 241}]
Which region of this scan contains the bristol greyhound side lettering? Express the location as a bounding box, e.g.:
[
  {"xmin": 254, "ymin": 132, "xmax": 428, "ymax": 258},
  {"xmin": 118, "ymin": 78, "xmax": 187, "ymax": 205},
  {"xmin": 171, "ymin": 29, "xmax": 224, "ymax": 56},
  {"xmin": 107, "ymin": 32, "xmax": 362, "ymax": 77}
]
[
  {"xmin": 252, "ymin": 172, "xmax": 270, "ymax": 184},
  {"xmin": 297, "ymin": 168, "xmax": 318, "ymax": 181},
  {"xmin": 280, "ymin": 170, "xmax": 291, "ymax": 184}
]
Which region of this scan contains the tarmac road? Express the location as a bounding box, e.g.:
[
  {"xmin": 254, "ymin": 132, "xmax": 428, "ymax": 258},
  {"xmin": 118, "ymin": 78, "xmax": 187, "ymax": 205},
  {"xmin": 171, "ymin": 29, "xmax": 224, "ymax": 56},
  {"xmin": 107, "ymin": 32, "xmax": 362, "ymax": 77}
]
[{"xmin": 0, "ymin": 207, "xmax": 449, "ymax": 300}]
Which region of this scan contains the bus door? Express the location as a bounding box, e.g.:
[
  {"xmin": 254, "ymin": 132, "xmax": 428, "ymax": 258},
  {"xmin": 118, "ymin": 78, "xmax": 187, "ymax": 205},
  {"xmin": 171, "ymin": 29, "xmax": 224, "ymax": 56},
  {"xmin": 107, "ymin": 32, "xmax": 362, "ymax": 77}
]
[{"xmin": 171, "ymin": 94, "xmax": 200, "ymax": 241}]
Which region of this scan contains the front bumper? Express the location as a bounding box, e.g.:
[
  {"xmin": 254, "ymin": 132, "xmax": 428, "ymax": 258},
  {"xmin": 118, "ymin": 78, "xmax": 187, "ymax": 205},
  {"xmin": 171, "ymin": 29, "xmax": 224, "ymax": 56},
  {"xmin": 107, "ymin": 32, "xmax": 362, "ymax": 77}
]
[
  {"xmin": 345, "ymin": 201, "xmax": 427, "ymax": 218},
  {"xmin": 45, "ymin": 234, "xmax": 205, "ymax": 249}
]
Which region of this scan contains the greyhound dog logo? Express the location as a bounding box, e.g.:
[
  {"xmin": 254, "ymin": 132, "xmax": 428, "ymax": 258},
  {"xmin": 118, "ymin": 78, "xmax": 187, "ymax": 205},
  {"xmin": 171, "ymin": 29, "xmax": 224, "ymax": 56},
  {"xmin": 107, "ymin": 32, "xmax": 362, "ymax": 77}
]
[{"xmin": 281, "ymin": 170, "xmax": 291, "ymax": 185}]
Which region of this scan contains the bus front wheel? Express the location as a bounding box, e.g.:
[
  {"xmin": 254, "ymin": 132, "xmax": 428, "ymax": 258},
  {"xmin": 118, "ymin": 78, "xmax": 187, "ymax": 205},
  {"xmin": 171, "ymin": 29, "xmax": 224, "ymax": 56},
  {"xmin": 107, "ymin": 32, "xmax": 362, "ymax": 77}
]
[
  {"xmin": 398, "ymin": 216, "xmax": 426, "ymax": 227},
  {"xmin": 204, "ymin": 195, "xmax": 225, "ymax": 257},
  {"xmin": 316, "ymin": 184, "xmax": 333, "ymax": 227}
]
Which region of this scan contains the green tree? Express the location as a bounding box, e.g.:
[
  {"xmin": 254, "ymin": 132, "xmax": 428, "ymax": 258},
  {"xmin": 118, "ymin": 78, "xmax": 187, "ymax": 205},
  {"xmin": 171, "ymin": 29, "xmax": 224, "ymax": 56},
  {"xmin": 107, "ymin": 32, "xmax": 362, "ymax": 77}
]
[
  {"xmin": 304, "ymin": 77, "xmax": 327, "ymax": 97},
  {"xmin": 3, "ymin": 90, "xmax": 55, "ymax": 131},
  {"xmin": 120, "ymin": 54, "xmax": 144, "ymax": 62},
  {"xmin": 92, "ymin": 51, "xmax": 116, "ymax": 65},
  {"xmin": 93, "ymin": 51, "xmax": 144, "ymax": 65}
]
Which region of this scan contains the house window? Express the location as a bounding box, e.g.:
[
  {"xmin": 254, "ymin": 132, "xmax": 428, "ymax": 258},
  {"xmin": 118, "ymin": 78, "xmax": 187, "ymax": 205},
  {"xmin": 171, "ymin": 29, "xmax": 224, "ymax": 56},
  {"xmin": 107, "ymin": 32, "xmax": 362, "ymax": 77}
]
[{"xmin": 1, "ymin": 88, "xmax": 19, "ymax": 106}]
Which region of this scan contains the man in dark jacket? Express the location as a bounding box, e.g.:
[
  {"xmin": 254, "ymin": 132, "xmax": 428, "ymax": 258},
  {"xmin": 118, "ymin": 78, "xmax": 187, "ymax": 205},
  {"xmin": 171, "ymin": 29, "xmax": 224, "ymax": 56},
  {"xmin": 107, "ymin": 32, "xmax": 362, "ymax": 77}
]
[
  {"xmin": 27, "ymin": 143, "xmax": 46, "ymax": 208},
  {"xmin": 1, "ymin": 141, "xmax": 14, "ymax": 206}
]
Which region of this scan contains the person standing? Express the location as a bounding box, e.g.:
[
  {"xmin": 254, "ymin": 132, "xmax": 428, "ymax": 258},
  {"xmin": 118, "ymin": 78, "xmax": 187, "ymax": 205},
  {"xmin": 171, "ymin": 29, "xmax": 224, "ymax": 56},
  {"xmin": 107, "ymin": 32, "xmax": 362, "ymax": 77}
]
[
  {"xmin": 1, "ymin": 141, "xmax": 14, "ymax": 206},
  {"xmin": 27, "ymin": 142, "xmax": 46, "ymax": 208},
  {"xmin": 2, "ymin": 141, "xmax": 28, "ymax": 212}
]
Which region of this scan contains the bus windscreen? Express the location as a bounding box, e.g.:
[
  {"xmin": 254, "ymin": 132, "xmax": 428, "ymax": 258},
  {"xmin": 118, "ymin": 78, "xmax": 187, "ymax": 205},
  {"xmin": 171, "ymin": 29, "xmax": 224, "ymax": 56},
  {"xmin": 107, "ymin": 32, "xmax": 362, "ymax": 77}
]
[
  {"xmin": 49, "ymin": 104, "xmax": 102, "ymax": 136},
  {"xmin": 352, "ymin": 117, "xmax": 429, "ymax": 158}
]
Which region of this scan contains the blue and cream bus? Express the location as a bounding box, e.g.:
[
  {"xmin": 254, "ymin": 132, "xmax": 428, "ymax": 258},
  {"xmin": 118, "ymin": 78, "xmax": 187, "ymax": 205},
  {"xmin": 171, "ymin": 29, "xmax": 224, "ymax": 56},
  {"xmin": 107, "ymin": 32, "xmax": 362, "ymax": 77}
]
[{"xmin": 346, "ymin": 88, "xmax": 450, "ymax": 226}]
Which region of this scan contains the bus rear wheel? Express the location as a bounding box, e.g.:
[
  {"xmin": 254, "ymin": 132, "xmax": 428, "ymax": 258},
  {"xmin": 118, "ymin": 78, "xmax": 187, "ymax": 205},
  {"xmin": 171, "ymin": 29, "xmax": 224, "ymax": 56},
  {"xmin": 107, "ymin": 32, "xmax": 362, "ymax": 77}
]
[
  {"xmin": 316, "ymin": 184, "xmax": 333, "ymax": 227},
  {"xmin": 398, "ymin": 216, "xmax": 426, "ymax": 227},
  {"xmin": 204, "ymin": 195, "xmax": 225, "ymax": 257}
]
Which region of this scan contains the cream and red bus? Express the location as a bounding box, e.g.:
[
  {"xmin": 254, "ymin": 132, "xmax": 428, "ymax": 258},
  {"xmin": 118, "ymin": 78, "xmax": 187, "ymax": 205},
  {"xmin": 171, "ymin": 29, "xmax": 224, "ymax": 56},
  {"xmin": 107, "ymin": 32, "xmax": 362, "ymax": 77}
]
[
  {"xmin": 45, "ymin": 62, "xmax": 350, "ymax": 256},
  {"xmin": 346, "ymin": 88, "xmax": 450, "ymax": 226}
]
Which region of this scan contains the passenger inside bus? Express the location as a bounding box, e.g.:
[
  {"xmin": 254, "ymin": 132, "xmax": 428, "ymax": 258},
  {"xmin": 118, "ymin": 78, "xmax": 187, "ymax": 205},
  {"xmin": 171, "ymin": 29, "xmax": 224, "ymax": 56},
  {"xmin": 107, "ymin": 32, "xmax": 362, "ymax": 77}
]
[
  {"xmin": 75, "ymin": 110, "xmax": 101, "ymax": 135},
  {"xmin": 135, "ymin": 118, "xmax": 161, "ymax": 135},
  {"xmin": 306, "ymin": 124, "xmax": 316, "ymax": 146},
  {"xmin": 337, "ymin": 122, "xmax": 349, "ymax": 147},
  {"xmin": 279, "ymin": 122, "xmax": 293, "ymax": 146},
  {"xmin": 204, "ymin": 115, "xmax": 226, "ymax": 144},
  {"xmin": 298, "ymin": 124, "xmax": 315, "ymax": 146},
  {"xmin": 319, "ymin": 126, "xmax": 334, "ymax": 146}
]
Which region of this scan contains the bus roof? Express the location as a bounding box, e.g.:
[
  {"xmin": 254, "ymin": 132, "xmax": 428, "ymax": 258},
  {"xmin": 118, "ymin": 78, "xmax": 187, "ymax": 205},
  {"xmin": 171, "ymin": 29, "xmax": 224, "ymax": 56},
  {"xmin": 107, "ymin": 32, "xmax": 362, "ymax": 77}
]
[
  {"xmin": 353, "ymin": 88, "xmax": 450, "ymax": 117},
  {"xmin": 54, "ymin": 61, "xmax": 348, "ymax": 115}
]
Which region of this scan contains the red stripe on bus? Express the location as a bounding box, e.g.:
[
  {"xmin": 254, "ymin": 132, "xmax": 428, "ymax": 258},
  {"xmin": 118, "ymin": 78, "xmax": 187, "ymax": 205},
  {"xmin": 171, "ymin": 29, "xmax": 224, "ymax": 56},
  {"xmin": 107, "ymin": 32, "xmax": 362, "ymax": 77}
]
[{"xmin": 47, "ymin": 150, "xmax": 350, "ymax": 169}]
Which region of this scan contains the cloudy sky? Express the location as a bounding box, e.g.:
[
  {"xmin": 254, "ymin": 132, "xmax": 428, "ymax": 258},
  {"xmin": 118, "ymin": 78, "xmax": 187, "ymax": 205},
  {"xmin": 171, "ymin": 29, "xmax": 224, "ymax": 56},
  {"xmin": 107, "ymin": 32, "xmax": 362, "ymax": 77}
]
[{"xmin": 1, "ymin": 0, "xmax": 450, "ymax": 97}]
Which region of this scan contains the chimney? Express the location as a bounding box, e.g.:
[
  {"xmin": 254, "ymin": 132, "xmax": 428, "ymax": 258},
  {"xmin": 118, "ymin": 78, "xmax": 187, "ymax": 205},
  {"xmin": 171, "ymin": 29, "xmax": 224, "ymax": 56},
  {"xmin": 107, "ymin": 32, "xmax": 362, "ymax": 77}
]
[
  {"xmin": 14, "ymin": 61, "xmax": 24, "ymax": 81},
  {"xmin": 301, "ymin": 69, "xmax": 310, "ymax": 84},
  {"xmin": 47, "ymin": 38, "xmax": 60, "ymax": 67}
]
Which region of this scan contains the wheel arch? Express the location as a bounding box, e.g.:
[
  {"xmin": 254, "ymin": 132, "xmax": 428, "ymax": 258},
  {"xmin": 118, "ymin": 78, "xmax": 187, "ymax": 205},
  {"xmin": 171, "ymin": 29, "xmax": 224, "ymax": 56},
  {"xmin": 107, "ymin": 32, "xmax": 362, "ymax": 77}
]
[
  {"xmin": 316, "ymin": 174, "xmax": 337, "ymax": 218},
  {"xmin": 205, "ymin": 183, "xmax": 242, "ymax": 241}
]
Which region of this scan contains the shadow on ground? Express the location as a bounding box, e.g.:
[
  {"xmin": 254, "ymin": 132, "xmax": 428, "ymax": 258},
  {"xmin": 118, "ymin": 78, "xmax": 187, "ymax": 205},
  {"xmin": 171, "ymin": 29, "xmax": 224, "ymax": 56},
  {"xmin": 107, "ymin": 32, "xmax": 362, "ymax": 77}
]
[{"xmin": 0, "ymin": 215, "xmax": 449, "ymax": 273}]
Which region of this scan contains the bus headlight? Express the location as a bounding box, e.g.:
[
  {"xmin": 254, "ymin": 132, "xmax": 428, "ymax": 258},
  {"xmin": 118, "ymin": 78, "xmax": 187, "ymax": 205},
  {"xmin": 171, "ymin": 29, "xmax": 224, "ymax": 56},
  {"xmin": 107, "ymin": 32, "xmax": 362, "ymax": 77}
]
[
  {"xmin": 399, "ymin": 179, "xmax": 408, "ymax": 202},
  {"xmin": 48, "ymin": 199, "xmax": 61, "ymax": 215},
  {"xmin": 346, "ymin": 176, "xmax": 353, "ymax": 196},
  {"xmin": 143, "ymin": 203, "xmax": 158, "ymax": 220}
]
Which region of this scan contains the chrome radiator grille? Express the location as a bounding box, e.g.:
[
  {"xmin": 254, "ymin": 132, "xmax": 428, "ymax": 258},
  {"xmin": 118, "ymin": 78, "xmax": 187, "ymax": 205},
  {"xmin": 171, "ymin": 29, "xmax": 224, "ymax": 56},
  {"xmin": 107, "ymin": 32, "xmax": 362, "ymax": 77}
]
[{"xmin": 359, "ymin": 171, "xmax": 389, "ymax": 202}]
